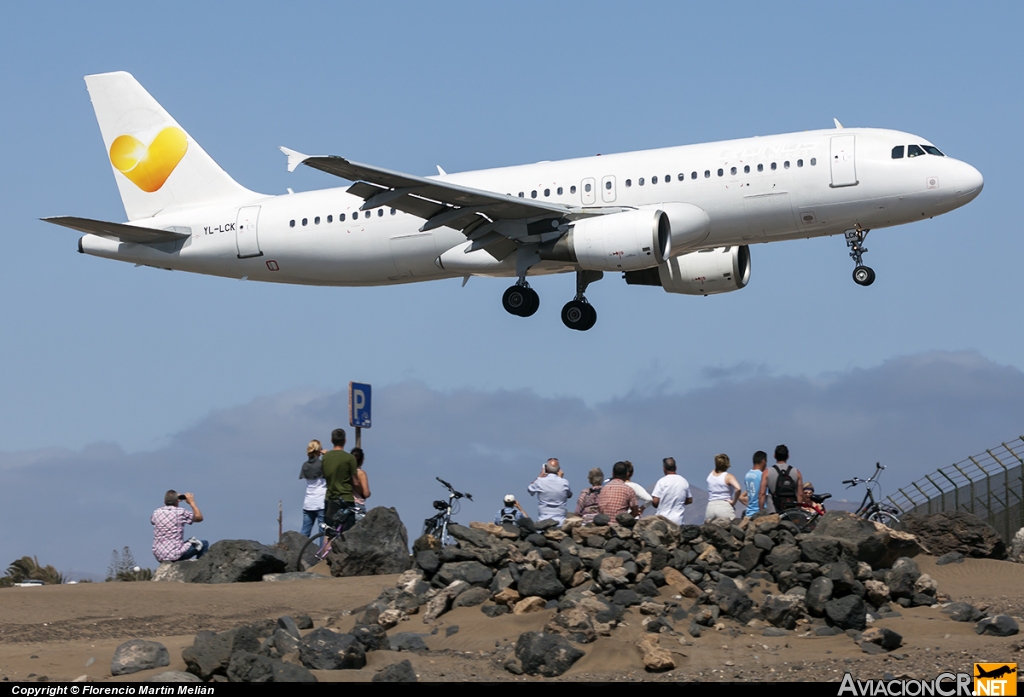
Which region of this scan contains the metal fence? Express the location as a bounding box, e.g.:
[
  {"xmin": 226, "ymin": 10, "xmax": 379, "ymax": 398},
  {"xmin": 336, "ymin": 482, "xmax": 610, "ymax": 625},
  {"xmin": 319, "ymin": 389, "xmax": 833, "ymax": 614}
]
[{"xmin": 887, "ymin": 437, "xmax": 1024, "ymax": 543}]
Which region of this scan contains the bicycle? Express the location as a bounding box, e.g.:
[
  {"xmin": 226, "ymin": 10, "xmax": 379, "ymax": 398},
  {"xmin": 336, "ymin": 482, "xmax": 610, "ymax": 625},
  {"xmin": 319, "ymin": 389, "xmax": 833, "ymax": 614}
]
[
  {"xmin": 295, "ymin": 501, "xmax": 358, "ymax": 572},
  {"xmin": 779, "ymin": 462, "xmax": 903, "ymax": 533},
  {"xmin": 422, "ymin": 477, "xmax": 472, "ymax": 547}
]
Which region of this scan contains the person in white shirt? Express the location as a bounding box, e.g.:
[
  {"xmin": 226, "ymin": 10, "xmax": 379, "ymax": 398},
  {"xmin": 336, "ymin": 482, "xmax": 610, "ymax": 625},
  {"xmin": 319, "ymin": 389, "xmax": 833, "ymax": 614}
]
[
  {"xmin": 650, "ymin": 457, "xmax": 693, "ymax": 525},
  {"xmin": 705, "ymin": 453, "xmax": 745, "ymax": 522},
  {"xmin": 624, "ymin": 461, "xmax": 653, "ymax": 513}
]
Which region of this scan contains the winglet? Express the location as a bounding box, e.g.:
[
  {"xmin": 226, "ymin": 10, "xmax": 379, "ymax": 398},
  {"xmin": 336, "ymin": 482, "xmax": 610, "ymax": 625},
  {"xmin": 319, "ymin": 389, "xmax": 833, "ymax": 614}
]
[
  {"xmin": 833, "ymin": 118, "xmax": 844, "ymax": 129},
  {"xmin": 436, "ymin": 165, "xmax": 447, "ymax": 176},
  {"xmin": 279, "ymin": 146, "xmax": 310, "ymax": 173}
]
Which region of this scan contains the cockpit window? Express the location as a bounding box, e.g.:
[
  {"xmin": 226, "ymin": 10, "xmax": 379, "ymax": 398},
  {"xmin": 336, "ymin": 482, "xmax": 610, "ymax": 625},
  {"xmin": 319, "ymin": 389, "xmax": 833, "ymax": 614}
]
[
  {"xmin": 907, "ymin": 144, "xmax": 925, "ymax": 158},
  {"xmin": 891, "ymin": 145, "xmax": 904, "ymax": 159},
  {"xmin": 922, "ymin": 145, "xmax": 945, "ymax": 157}
]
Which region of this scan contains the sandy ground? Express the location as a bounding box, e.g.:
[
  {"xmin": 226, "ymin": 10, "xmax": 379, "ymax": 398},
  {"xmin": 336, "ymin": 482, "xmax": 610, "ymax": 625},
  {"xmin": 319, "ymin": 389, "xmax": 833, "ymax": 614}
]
[{"xmin": 2, "ymin": 556, "xmax": 1023, "ymax": 683}]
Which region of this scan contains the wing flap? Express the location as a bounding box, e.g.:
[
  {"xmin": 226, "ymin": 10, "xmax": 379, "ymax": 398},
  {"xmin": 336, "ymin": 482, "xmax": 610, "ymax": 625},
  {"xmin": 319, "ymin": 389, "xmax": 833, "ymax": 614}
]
[{"xmin": 42, "ymin": 216, "xmax": 189, "ymax": 244}]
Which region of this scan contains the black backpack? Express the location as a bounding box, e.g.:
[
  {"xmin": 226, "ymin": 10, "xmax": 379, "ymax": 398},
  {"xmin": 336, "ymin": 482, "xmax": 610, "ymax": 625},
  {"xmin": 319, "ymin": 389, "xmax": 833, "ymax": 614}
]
[{"xmin": 772, "ymin": 465, "xmax": 799, "ymax": 511}]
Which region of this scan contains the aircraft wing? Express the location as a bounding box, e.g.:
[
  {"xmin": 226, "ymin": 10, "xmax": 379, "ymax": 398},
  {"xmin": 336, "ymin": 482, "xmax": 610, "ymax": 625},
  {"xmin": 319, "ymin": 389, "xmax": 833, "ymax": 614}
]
[
  {"xmin": 280, "ymin": 148, "xmax": 578, "ymax": 236},
  {"xmin": 42, "ymin": 216, "xmax": 189, "ymax": 244}
]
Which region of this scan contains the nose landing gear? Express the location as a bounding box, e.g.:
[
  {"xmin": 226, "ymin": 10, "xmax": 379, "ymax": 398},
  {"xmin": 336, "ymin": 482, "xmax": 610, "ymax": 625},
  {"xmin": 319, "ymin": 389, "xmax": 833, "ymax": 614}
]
[{"xmin": 845, "ymin": 228, "xmax": 875, "ymax": 287}]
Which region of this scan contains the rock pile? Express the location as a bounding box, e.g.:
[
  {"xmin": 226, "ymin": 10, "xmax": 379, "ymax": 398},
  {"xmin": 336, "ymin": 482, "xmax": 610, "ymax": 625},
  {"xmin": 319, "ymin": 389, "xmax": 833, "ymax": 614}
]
[
  {"xmin": 902, "ymin": 511, "xmax": 1006, "ymax": 559},
  {"xmin": 352, "ymin": 510, "xmax": 1014, "ymax": 676}
]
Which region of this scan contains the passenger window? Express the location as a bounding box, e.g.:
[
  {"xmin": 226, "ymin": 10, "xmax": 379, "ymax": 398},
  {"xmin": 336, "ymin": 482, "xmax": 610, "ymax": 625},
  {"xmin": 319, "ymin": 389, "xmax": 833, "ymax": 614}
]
[
  {"xmin": 922, "ymin": 145, "xmax": 945, "ymax": 157},
  {"xmin": 908, "ymin": 144, "xmax": 924, "ymax": 158},
  {"xmin": 744, "ymin": 165, "xmax": 750, "ymax": 174},
  {"xmin": 289, "ymin": 220, "xmax": 295, "ymax": 228},
  {"xmin": 315, "ymin": 216, "xmax": 320, "ymax": 224},
  {"xmin": 730, "ymin": 167, "xmax": 737, "ymax": 175},
  {"xmin": 531, "ymin": 190, "xmax": 537, "ymax": 198},
  {"xmin": 340, "ymin": 213, "xmax": 346, "ymax": 221},
  {"xmin": 691, "ymin": 171, "xmax": 697, "ymax": 179},
  {"xmin": 678, "ymin": 173, "xmax": 685, "ymax": 181},
  {"xmin": 810, "ymin": 157, "xmax": 817, "ymax": 166},
  {"xmin": 557, "ymin": 187, "xmax": 563, "ymax": 195},
  {"xmin": 542, "ymin": 188, "xmax": 548, "ymax": 197},
  {"xmin": 378, "ymin": 209, "xmax": 384, "ymax": 217},
  {"xmin": 391, "ymin": 208, "xmax": 396, "ymax": 215},
  {"xmin": 584, "ymin": 183, "xmax": 592, "ymax": 193},
  {"xmin": 784, "ymin": 161, "xmax": 790, "ymax": 169},
  {"xmin": 757, "ymin": 164, "xmax": 764, "ymax": 172},
  {"xmin": 570, "ymin": 185, "xmax": 577, "ymax": 194},
  {"xmin": 797, "ymin": 159, "xmax": 803, "ymax": 168},
  {"xmin": 639, "ymin": 178, "xmax": 645, "ymax": 186},
  {"xmin": 771, "ymin": 162, "xmax": 777, "ymax": 171},
  {"xmin": 625, "ymin": 179, "xmax": 632, "ymax": 188},
  {"xmin": 717, "ymin": 168, "xmax": 723, "ymax": 177},
  {"xmin": 652, "ymin": 176, "xmax": 658, "ymax": 185},
  {"xmin": 665, "ymin": 174, "xmax": 671, "ymax": 183},
  {"xmin": 605, "ymin": 181, "xmax": 612, "ymax": 190},
  {"xmin": 327, "ymin": 215, "xmax": 333, "ymax": 223},
  {"xmin": 302, "ymin": 218, "xmax": 308, "ymax": 226},
  {"xmin": 518, "ymin": 192, "xmax": 524, "ymax": 197}
]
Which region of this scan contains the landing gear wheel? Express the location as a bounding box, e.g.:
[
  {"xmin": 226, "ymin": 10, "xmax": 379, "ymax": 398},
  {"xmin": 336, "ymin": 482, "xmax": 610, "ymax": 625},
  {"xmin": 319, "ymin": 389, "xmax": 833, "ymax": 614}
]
[
  {"xmin": 561, "ymin": 300, "xmax": 597, "ymax": 331},
  {"xmin": 502, "ymin": 285, "xmax": 539, "ymax": 317},
  {"xmin": 852, "ymin": 265, "xmax": 875, "ymax": 286}
]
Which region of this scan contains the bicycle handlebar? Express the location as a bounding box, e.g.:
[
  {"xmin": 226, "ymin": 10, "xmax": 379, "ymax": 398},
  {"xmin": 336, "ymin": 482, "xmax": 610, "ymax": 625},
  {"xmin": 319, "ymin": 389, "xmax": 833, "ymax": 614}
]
[{"xmin": 436, "ymin": 477, "xmax": 473, "ymax": 502}]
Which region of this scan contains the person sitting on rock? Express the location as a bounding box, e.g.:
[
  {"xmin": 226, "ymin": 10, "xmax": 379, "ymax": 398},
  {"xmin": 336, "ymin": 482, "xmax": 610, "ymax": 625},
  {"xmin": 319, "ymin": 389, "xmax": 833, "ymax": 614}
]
[
  {"xmin": 152, "ymin": 490, "xmax": 207, "ymax": 562},
  {"xmin": 597, "ymin": 461, "xmax": 640, "ymax": 519},
  {"xmin": 494, "ymin": 494, "xmax": 527, "ymax": 525},
  {"xmin": 574, "ymin": 468, "xmax": 604, "ymax": 524}
]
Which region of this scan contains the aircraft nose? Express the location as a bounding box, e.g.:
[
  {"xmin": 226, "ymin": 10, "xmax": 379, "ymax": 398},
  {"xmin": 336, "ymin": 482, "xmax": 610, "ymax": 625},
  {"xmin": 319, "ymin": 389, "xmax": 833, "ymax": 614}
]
[{"xmin": 957, "ymin": 162, "xmax": 984, "ymax": 201}]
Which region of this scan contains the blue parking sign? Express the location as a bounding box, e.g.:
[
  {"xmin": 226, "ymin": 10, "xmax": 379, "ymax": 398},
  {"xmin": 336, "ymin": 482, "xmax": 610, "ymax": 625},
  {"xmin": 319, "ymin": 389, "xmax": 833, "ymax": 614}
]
[{"xmin": 349, "ymin": 382, "xmax": 371, "ymax": 428}]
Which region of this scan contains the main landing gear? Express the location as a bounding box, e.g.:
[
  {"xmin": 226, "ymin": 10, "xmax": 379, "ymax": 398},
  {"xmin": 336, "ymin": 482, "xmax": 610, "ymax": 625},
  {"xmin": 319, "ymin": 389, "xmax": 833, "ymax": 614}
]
[
  {"xmin": 560, "ymin": 270, "xmax": 602, "ymax": 331},
  {"xmin": 845, "ymin": 227, "xmax": 875, "ymax": 287},
  {"xmin": 502, "ymin": 281, "xmax": 540, "ymax": 317},
  {"xmin": 501, "ymin": 270, "xmax": 603, "ymax": 331}
]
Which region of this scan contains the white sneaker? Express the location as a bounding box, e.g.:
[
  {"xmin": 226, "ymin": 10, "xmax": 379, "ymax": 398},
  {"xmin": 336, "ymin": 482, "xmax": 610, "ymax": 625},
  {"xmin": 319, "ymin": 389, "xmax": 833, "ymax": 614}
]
[{"xmin": 187, "ymin": 537, "xmax": 203, "ymax": 552}]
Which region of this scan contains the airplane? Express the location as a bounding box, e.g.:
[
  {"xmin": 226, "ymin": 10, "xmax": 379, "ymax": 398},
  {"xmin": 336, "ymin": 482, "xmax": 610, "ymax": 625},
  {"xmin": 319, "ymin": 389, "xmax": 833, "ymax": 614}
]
[
  {"xmin": 975, "ymin": 665, "xmax": 1016, "ymax": 680},
  {"xmin": 45, "ymin": 71, "xmax": 984, "ymax": 331}
]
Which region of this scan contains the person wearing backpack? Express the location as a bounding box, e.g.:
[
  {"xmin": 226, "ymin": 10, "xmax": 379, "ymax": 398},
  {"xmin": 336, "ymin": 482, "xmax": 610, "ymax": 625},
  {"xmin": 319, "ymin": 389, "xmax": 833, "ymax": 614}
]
[
  {"xmin": 758, "ymin": 444, "xmax": 806, "ymax": 514},
  {"xmin": 494, "ymin": 494, "xmax": 527, "ymax": 525}
]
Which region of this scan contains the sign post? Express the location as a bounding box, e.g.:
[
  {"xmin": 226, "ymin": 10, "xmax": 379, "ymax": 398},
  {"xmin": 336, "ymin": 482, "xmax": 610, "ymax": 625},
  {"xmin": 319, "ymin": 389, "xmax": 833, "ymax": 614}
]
[{"xmin": 348, "ymin": 382, "xmax": 371, "ymax": 448}]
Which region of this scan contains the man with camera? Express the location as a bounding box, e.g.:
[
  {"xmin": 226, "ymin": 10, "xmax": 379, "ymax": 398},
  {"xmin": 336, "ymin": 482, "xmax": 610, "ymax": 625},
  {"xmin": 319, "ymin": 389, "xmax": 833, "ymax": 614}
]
[{"xmin": 152, "ymin": 490, "xmax": 208, "ymax": 562}]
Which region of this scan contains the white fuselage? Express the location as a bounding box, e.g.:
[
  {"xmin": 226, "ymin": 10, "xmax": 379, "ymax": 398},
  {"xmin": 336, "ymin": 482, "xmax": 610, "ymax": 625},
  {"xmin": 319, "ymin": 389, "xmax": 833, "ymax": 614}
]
[{"xmin": 79, "ymin": 127, "xmax": 984, "ymax": 286}]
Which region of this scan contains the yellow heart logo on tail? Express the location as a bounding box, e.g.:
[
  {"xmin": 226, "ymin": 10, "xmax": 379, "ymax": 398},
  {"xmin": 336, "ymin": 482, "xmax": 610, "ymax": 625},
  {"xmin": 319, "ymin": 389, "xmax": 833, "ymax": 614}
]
[{"xmin": 109, "ymin": 127, "xmax": 188, "ymax": 192}]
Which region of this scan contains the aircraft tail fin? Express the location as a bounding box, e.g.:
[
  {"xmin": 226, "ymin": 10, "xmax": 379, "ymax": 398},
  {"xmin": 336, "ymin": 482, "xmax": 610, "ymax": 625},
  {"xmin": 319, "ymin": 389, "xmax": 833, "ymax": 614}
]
[{"xmin": 84, "ymin": 71, "xmax": 257, "ymax": 221}]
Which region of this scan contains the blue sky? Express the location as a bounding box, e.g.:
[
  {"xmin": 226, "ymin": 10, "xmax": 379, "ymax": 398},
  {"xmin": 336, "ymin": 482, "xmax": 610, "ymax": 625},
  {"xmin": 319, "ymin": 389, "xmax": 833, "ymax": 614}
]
[{"xmin": 1, "ymin": 3, "xmax": 1021, "ymax": 574}]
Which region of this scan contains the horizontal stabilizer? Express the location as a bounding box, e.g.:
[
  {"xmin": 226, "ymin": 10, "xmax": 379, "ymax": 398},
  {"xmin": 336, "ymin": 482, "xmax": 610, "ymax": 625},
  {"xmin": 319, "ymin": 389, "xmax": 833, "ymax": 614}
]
[{"xmin": 42, "ymin": 216, "xmax": 189, "ymax": 244}]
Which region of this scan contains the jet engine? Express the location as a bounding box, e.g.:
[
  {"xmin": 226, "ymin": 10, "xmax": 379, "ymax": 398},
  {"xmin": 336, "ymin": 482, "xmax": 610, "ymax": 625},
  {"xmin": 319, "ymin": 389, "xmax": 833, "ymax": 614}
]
[
  {"xmin": 623, "ymin": 245, "xmax": 750, "ymax": 296},
  {"xmin": 539, "ymin": 209, "xmax": 671, "ymax": 272}
]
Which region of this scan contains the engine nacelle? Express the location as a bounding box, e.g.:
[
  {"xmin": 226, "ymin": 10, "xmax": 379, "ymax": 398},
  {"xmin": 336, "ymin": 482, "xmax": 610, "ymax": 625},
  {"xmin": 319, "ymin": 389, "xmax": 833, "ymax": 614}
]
[
  {"xmin": 539, "ymin": 209, "xmax": 671, "ymax": 272},
  {"xmin": 623, "ymin": 245, "xmax": 750, "ymax": 296},
  {"xmin": 643, "ymin": 202, "xmax": 711, "ymax": 254}
]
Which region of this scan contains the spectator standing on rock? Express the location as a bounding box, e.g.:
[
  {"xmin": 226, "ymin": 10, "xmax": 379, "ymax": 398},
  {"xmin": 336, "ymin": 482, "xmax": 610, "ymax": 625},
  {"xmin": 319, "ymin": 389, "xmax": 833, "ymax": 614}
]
[
  {"xmin": 152, "ymin": 490, "xmax": 207, "ymax": 562},
  {"xmin": 743, "ymin": 451, "xmax": 768, "ymax": 519},
  {"xmin": 495, "ymin": 494, "xmax": 527, "ymax": 525},
  {"xmin": 623, "ymin": 461, "xmax": 653, "ymax": 514},
  {"xmin": 574, "ymin": 468, "xmax": 604, "ymax": 524},
  {"xmin": 351, "ymin": 447, "xmax": 371, "ymax": 522},
  {"xmin": 758, "ymin": 444, "xmax": 805, "ymax": 514},
  {"xmin": 650, "ymin": 457, "xmax": 693, "ymax": 525},
  {"xmin": 704, "ymin": 453, "xmax": 744, "ymax": 522},
  {"xmin": 527, "ymin": 458, "xmax": 573, "ymax": 524},
  {"xmin": 299, "ymin": 439, "xmax": 327, "ymax": 537},
  {"xmin": 321, "ymin": 428, "xmax": 360, "ymax": 529},
  {"xmin": 597, "ymin": 461, "xmax": 640, "ymax": 518}
]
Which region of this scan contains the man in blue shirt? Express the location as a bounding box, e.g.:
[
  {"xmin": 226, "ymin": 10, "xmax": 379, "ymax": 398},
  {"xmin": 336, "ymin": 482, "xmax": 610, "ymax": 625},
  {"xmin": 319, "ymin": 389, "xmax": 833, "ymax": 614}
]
[
  {"xmin": 744, "ymin": 451, "xmax": 768, "ymax": 518},
  {"xmin": 527, "ymin": 458, "xmax": 573, "ymax": 524}
]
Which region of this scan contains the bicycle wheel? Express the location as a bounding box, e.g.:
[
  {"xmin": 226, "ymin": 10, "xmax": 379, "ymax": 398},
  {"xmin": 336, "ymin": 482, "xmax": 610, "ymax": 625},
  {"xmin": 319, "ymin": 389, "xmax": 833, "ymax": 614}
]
[
  {"xmin": 867, "ymin": 510, "xmax": 904, "ymax": 532},
  {"xmin": 296, "ymin": 532, "xmax": 329, "ymax": 572},
  {"xmin": 779, "ymin": 508, "xmax": 814, "ymax": 533}
]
